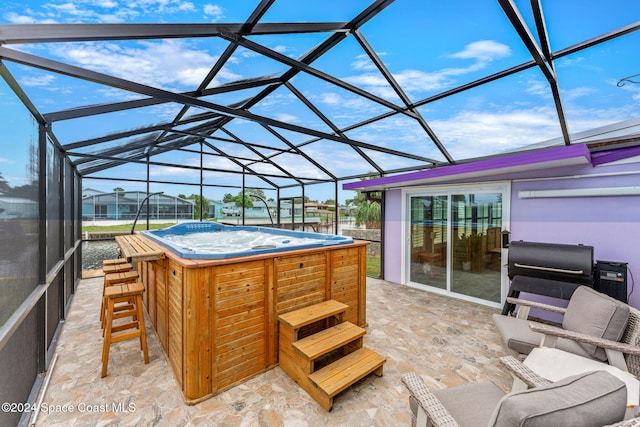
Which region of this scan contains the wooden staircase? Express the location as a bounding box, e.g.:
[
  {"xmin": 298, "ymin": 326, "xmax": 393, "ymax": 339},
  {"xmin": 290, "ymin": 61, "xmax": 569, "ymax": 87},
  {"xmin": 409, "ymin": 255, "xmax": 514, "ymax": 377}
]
[{"xmin": 278, "ymin": 300, "xmax": 386, "ymax": 411}]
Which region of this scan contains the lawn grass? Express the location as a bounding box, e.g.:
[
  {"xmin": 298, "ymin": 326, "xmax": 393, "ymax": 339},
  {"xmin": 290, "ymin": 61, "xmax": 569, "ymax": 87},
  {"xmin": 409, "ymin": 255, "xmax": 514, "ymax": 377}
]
[{"xmin": 366, "ymin": 255, "xmax": 381, "ymax": 278}]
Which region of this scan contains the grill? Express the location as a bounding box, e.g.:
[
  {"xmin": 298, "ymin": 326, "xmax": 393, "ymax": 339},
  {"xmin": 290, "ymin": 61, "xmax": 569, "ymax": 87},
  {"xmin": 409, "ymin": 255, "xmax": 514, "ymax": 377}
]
[{"xmin": 502, "ymin": 241, "xmax": 594, "ymax": 315}]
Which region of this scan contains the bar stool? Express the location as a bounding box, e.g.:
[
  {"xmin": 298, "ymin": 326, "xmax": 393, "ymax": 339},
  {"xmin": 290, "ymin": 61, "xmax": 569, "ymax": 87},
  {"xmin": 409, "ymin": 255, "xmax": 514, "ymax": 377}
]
[
  {"xmin": 101, "ymin": 259, "xmax": 134, "ymax": 319},
  {"xmin": 103, "ymin": 262, "xmax": 133, "ymax": 275},
  {"xmin": 101, "ymin": 270, "xmax": 140, "ymax": 327},
  {"xmin": 102, "ymin": 258, "xmax": 129, "ymax": 268},
  {"xmin": 101, "ymin": 281, "xmax": 149, "ymax": 377}
]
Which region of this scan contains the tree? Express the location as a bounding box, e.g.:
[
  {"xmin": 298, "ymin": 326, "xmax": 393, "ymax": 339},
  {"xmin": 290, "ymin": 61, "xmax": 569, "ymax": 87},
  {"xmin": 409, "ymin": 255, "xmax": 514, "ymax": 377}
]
[
  {"xmin": 0, "ymin": 173, "xmax": 10, "ymax": 194},
  {"xmin": 352, "ymin": 193, "xmax": 381, "ymax": 229},
  {"xmin": 113, "ymin": 187, "xmax": 124, "ymax": 192},
  {"xmin": 232, "ymin": 193, "xmax": 253, "ymax": 209},
  {"xmin": 245, "ymin": 188, "xmax": 265, "ymax": 200},
  {"xmin": 185, "ymin": 194, "xmax": 210, "ymax": 219},
  {"xmin": 346, "ymin": 175, "xmax": 381, "ymax": 229},
  {"xmin": 223, "ymin": 193, "xmax": 234, "ymax": 203}
]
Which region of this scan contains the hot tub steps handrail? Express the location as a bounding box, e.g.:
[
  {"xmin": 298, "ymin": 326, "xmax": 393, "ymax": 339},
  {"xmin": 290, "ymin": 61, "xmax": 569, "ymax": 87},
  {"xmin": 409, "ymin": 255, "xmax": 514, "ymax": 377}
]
[{"xmin": 277, "ymin": 299, "xmax": 386, "ymax": 411}]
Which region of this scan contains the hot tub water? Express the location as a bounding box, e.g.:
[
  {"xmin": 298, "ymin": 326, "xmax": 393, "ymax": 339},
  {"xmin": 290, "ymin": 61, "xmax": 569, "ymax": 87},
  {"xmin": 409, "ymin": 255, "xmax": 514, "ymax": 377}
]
[
  {"xmin": 162, "ymin": 229, "xmax": 326, "ymax": 253},
  {"xmin": 140, "ymin": 222, "xmax": 353, "ymax": 259}
]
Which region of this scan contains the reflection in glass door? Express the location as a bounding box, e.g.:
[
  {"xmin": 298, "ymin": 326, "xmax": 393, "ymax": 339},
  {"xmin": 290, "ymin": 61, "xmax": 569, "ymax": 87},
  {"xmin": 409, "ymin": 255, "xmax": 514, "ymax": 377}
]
[
  {"xmin": 409, "ymin": 195, "xmax": 448, "ymax": 290},
  {"xmin": 450, "ymin": 193, "xmax": 503, "ymax": 303},
  {"xmin": 408, "ymin": 189, "xmax": 505, "ymax": 305}
]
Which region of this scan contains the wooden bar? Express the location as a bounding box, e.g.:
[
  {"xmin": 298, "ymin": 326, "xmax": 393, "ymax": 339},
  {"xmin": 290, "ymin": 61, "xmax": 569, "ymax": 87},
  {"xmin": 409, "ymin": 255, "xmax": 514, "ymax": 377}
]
[
  {"xmin": 133, "ymin": 234, "xmax": 369, "ymax": 404},
  {"xmin": 115, "ymin": 234, "xmax": 165, "ymax": 263}
]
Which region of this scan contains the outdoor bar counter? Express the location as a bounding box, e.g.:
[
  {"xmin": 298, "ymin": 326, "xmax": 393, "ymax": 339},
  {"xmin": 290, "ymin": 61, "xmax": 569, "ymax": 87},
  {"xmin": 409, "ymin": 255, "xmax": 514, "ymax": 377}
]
[{"xmin": 118, "ymin": 233, "xmax": 369, "ymax": 403}]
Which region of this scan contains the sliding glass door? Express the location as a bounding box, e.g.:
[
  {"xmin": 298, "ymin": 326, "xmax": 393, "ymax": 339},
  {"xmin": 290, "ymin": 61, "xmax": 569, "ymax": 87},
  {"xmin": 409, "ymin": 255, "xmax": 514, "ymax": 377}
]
[
  {"xmin": 407, "ymin": 184, "xmax": 509, "ymax": 306},
  {"xmin": 409, "ymin": 195, "xmax": 448, "ymax": 290}
]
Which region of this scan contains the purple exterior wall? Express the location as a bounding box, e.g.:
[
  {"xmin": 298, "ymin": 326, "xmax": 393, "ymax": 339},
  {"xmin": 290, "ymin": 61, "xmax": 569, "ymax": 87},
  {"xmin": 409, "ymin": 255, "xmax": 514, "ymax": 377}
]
[
  {"xmin": 383, "ymin": 189, "xmax": 404, "ymax": 279},
  {"xmin": 374, "ymin": 146, "xmax": 640, "ymax": 309},
  {"xmin": 510, "ymin": 161, "xmax": 640, "ymax": 309}
]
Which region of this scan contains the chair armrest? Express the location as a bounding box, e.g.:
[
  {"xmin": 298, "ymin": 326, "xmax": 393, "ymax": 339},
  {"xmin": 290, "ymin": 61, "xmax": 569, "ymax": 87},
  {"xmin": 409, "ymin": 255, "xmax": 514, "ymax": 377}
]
[
  {"xmin": 529, "ymin": 322, "xmax": 640, "ymax": 356},
  {"xmin": 506, "ymin": 297, "xmax": 568, "ymax": 315},
  {"xmin": 500, "ymin": 356, "xmax": 552, "ymax": 388},
  {"xmin": 401, "ymin": 373, "xmax": 460, "ymax": 427}
]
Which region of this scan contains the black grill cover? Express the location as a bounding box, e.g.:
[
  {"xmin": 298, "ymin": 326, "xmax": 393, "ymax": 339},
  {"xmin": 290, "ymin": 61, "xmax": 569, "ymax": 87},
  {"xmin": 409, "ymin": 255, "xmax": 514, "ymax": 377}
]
[{"xmin": 507, "ymin": 241, "xmax": 594, "ymax": 285}]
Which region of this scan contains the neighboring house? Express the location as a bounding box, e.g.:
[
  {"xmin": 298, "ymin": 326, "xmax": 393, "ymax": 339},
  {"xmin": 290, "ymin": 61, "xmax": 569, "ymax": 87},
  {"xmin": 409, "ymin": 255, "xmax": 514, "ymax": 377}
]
[
  {"xmin": 207, "ymin": 200, "xmax": 224, "ymax": 219},
  {"xmin": 82, "ymin": 190, "xmax": 194, "ymax": 221},
  {"xmin": 81, "ymin": 187, "xmax": 104, "ymax": 198},
  {"xmin": 246, "ymin": 200, "xmax": 277, "ymax": 218},
  {"xmin": 304, "ymin": 202, "xmax": 335, "ymax": 212},
  {"xmin": 221, "ymin": 202, "xmax": 241, "ymax": 216},
  {"xmin": 344, "ymin": 143, "xmax": 640, "ymax": 310},
  {"xmin": 0, "ymin": 196, "xmax": 38, "ymax": 219},
  {"xmin": 220, "ymin": 200, "xmax": 279, "ymax": 218}
]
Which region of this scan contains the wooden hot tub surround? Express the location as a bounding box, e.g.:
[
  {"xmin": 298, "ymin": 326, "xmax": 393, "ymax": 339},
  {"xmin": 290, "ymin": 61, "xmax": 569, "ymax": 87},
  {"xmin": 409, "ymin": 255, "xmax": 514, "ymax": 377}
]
[{"xmin": 129, "ymin": 234, "xmax": 369, "ymax": 404}]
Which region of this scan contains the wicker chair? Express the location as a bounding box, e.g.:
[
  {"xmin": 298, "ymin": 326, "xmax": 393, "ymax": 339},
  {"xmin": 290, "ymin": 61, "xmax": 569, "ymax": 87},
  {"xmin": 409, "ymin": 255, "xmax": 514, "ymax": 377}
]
[
  {"xmin": 493, "ymin": 285, "xmax": 640, "ymax": 376},
  {"xmin": 401, "ymin": 370, "xmax": 627, "ymax": 427},
  {"xmin": 500, "ymin": 355, "xmax": 640, "ymax": 427}
]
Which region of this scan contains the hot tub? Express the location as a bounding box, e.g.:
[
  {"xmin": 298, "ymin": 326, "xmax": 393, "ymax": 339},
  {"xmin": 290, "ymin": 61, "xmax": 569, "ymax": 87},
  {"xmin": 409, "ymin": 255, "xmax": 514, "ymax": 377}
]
[
  {"xmin": 131, "ymin": 222, "xmax": 368, "ymax": 404},
  {"xmin": 140, "ymin": 222, "xmax": 353, "ymax": 259}
]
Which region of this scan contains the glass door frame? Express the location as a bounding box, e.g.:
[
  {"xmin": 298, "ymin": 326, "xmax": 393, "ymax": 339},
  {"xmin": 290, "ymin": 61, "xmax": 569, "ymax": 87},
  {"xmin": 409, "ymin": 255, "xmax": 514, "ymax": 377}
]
[{"xmin": 401, "ymin": 181, "xmax": 511, "ymax": 309}]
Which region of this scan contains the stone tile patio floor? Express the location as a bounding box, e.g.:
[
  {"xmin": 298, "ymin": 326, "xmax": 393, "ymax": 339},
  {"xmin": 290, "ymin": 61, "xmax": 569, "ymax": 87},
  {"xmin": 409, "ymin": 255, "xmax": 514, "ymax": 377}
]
[{"xmin": 32, "ymin": 276, "xmax": 514, "ymax": 426}]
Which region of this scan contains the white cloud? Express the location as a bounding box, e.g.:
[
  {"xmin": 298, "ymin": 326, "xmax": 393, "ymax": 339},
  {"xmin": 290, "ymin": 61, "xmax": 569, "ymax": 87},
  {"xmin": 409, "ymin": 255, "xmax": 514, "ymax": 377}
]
[
  {"xmin": 273, "ymin": 113, "xmax": 298, "ymax": 123},
  {"xmin": 3, "ymin": 12, "xmax": 37, "ymax": 23},
  {"xmin": 315, "ymin": 91, "xmax": 379, "ymax": 117},
  {"xmin": 203, "ymin": 4, "xmax": 224, "ymax": 21},
  {"xmin": 429, "ymin": 106, "xmax": 562, "ymax": 159},
  {"xmin": 20, "ymin": 74, "xmax": 57, "ymax": 87},
  {"xmin": 50, "ymin": 39, "xmax": 240, "ymax": 89},
  {"xmin": 47, "ymin": 2, "xmax": 91, "ymax": 17},
  {"xmin": 350, "ymin": 54, "xmax": 377, "ymax": 72},
  {"xmin": 393, "ymin": 69, "xmax": 454, "ymax": 92},
  {"xmin": 344, "ymin": 40, "xmax": 512, "ymax": 97},
  {"xmin": 3, "ymin": 0, "xmax": 200, "ymax": 24},
  {"xmin": 95, "ymin": 0, "xmax": 119, "ymax": 7},
  {"xmin": 525, "ymin": 79, "xmax": 548, "ymax": 97},
  {"xmin": 3, "ymin": 10, "xmax": 58, "ymax": 24},
  {"xmin": 318, "ymin": 92, "xmax": 342, "ymax": 105},
  {"xmin": 562, "ymin": 86, "xmax": 595, "ymax": 100},
  {"xmin": 449, "ymin": 40, "xmax": 511, "ymax": 62},
  {"xmin": 273, "ymin": 45, "xmax": 290, "ymax": 54},
  {"xmin": 122, "ymin": 0, "xmax": 195, "ymax": 14},
  {"xmin": 267, "ymin": 148, "xmax": 359, "ymax": 180}
]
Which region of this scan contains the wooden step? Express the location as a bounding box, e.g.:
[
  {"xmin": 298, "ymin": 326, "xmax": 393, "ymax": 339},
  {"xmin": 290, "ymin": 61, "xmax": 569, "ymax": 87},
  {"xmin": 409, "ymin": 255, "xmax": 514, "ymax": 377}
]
[
  {"xmin": 278, "ymin": 300, "xmax": 348, "ymax": 330},
  {"xmin": 307, "ymin": 347, "xmax": 386, "ymax": 411},
  {"xmin": 292, "ymin": 321, "xmax": 364, "ymax": 361}
]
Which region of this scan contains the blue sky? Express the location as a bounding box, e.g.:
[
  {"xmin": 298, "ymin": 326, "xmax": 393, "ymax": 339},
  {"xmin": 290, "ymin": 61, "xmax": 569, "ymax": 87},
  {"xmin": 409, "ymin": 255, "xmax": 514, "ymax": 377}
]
[{"xmin": 1, "ymin": 0, "xmax": 639, "ymax": 203}]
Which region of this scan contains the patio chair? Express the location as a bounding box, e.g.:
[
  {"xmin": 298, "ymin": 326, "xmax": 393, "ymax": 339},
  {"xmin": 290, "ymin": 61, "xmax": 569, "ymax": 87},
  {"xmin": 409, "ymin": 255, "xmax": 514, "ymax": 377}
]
[
  {"xmin": 401, "ymin": 370, "xmax": 627, "ymax": 427},
  {"xmin": 492, "ymin": 285, "xmax": 640, "ymax": 375}
]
